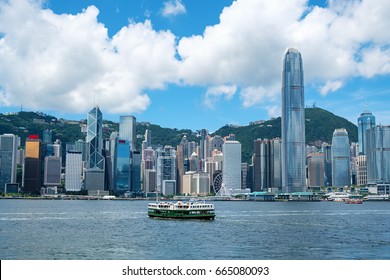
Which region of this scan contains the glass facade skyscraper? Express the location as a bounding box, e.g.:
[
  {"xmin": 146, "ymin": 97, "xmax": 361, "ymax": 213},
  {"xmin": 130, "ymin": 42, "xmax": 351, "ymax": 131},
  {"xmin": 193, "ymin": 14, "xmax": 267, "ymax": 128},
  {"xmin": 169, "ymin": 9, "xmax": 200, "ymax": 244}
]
[
  {"xmin": 87, "ymin": 106, "xmax": 104, "ymax": 170},
  {"xmin": 331, "ymin": 129, "xmax": 351, "ymax": 187},
  {"xmin": 222, "ymin": 140, "xmax": 242, "ymax": 191},
  {"xmin": 119, "ymin": 116, "xmax": 136, "ymax": 151},
  {"xmin": 115, "ymin": 139, "xmax": 131, "ymax": 195},
  {"xmin": 281, "ymin": 48, "xmax": 306, "ymax": 193},
  {"xmin": 358, "ymin": 110, "xmax": 375, "ymax": 155},
  {"xmin": 366, "ymin": 125, "xmax": 390, "ymax": 186}
]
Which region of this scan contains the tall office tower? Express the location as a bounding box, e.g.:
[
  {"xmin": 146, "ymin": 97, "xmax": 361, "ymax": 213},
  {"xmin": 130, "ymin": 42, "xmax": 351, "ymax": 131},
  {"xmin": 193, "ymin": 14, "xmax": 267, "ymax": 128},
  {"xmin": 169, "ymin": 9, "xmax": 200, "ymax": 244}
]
[
  {"xmin": 356, "ymin": 155, "xmax": 367, "ymax": 186},
  {"xmin": 222, "ymin": 140, "xmax": 241, "ymax": 191},
  {"xmin": 0, "ymin": 134, "xmax": 19, "ymax": 193},
  {"xmin": 65, "ymin": 151, "xmax": 83, "ymax": 191},
  {"xmin": 209, "ymin": 135, "xmax": 224, "ymax": 154},
  {"xmin": 331, "ymin": 129, "xmax": 351, "ymax": 187},
  {"xmin": 42, "ymin": 129, "xmax": 52, "ymax": 144},
  {"xmin": 307, "ymin": 153, "xmax": 324, "ymax": 188},
  {"xmin": 281, "ymin": 48, "xmax": 306, "ymax": 193},
  {"xmin": 253, "ymin": 138, "xmax": 282, "ymax": 193},
  {"xmin": 131, "ymin": 150, "xmax": 141, "ymax": 194},
  {"xmin": 253, "ymin": 139, "xmax": 269, "ymax": 192},
  {"xmin": 322, "ymin": 143, "xmax": 332, "ymax": 186},
  {"xmin": 44, "ymin": 156, "xmax": 61, "ymax": 187},
  {"xmin": 24, "ymin": 135, "xmax": 42, "ymax": 194},
  {"xmin": 144, "ymin": 169, "xmax": 156, "ymax": 193},
  {"xmin": 156, "ymin": 146, "xmax": 176, "ymax": 193},
  {"xmin": 358, "ymin": 110, "xmax": 375, "ymax": 155},
  {"xmin": 199, "ymin": 129, "xmax": 209, "ymax": 162},
  {"xmin": 366, "ymin": 125, "xmax": 390, "ymax": 192},
  {"xmin": 115, "ymin": 139, "xmax": 131, "ymax": 195},
  {"xmin": 241, "ymin": 163, "xmax": 249, "ymax": 190},
  {"xmin": 85, "ymin": 106, "xmax": 105, "ymax": 191},
  {"xmin": 119, "ymin": 116, "xmax": 136, "ymax": 151},
  {"xmin": 271, "ymin": 138, "xmax": 282, "ymax": 192},
  {"xmin": 350, "ymin": 142, "xmax": 359, "ymax": 159}
]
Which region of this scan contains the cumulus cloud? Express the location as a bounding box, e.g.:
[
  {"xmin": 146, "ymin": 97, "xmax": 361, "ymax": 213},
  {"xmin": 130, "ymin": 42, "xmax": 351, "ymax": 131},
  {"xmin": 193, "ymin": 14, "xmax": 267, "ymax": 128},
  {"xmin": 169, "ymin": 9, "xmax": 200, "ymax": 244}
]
[
  {"xmin": 0, "ymin": 0, "xmax": 389, "ymax": 116},
  {"xmin": 0, "ymin": 0, "xmax": 178, "ymax": 114},
  {"xmin": 161, "ymin": 0, "xmax": 186, "ymax": 17},
  {"xmin": 320, "ymin": 80, "xmax": 343, "ymax": 96},
  {"xmin": 204, "ymin": 85, "xmax": 237, "ymax": 109}
]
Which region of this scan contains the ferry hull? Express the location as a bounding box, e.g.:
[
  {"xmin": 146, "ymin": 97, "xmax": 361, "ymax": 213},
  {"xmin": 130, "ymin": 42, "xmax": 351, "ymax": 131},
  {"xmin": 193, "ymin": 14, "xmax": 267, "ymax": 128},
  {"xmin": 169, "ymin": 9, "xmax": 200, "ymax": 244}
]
[{"xmin": 148, "ymin": 211, "xmax": 215, "ymax": 220}]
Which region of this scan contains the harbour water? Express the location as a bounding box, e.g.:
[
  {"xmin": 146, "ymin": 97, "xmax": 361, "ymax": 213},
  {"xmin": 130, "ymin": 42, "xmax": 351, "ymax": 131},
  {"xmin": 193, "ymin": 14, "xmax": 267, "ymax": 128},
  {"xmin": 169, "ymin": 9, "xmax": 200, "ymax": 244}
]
[{"xmin": 1, "ymin": 199, "xmax": 390, "ymax": 260}]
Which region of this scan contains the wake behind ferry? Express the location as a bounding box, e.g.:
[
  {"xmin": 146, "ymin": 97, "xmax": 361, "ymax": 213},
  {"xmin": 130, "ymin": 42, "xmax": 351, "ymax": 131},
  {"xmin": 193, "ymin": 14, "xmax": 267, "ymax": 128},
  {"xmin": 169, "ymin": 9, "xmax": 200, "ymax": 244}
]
[{"xmin": 147, "ymin": 200, "xmax": 215, "ymax": 220}]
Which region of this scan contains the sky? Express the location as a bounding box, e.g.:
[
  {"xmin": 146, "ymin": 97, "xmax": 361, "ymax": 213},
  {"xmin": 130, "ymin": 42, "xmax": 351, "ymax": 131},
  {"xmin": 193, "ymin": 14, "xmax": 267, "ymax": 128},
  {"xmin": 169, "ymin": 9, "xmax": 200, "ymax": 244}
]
[{"xmin": 0, "ymin": 0, "xmax": 389, "ymax": 132}]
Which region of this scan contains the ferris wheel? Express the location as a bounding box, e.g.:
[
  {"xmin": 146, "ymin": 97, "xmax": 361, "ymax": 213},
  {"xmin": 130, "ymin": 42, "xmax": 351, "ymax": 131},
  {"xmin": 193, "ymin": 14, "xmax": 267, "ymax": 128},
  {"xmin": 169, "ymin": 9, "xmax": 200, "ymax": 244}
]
[{"xmin": 213, "ymin": 173, "xmax": 231, "ymax": 196}]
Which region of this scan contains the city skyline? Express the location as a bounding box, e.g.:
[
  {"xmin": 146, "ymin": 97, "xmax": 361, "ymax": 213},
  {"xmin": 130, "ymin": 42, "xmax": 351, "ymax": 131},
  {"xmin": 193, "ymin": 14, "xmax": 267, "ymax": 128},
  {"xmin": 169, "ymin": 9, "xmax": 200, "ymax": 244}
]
[{"xmin": 0, "ymin": 0, "xmax": 389, "ymax": 132}]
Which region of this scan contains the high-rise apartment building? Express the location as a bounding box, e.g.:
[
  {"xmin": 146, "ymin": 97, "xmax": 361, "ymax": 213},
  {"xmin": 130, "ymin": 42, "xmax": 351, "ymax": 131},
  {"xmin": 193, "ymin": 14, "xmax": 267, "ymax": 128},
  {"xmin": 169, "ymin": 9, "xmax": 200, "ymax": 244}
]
[
  {"xmin": 331, "ymin": 129, "xmax": 351, "ymax": 187},
  {"xmin": 358, "ymin": 110, "xmax": 375, "ymax": 155},
  {"xmin": 119, "ymin": 116, "xmax": 136, "ymax": 151},
  {"xmin": 222, "ymin": 140, "xmax": 241, "ymax": 191},
  {"xmin": 281, "ymin": 48, "xmax": 306, "ymax": 193}
]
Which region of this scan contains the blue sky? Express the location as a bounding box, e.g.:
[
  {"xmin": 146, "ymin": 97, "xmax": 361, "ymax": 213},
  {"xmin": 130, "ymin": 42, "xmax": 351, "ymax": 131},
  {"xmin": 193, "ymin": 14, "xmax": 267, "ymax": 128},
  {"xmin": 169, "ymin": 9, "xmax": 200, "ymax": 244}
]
[{"xmin": 0, "ymin": 0, "xmax": 389, "ymax": 132}]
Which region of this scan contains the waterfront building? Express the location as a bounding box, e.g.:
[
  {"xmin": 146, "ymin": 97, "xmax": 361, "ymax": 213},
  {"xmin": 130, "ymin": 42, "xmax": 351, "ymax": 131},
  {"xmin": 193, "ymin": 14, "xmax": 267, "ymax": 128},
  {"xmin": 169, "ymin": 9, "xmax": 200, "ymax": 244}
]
[
  {"xmin": 307, "ymin": 153, "xmax": 324, "ymax": 188},
  {"xmin": 44, "ymin": 156, "xmax": 61, "ymax": 188},
  {"xmin": 241, "ymin": 163, "xmax": 249, "ymax": 190},
  {"xmin": 156, "ymin": 146, "xmax": 176, "ymax": 193},
  {"xmin": 281, "ymin": 48, "xmax": 306, "ymax": 193},
  {"xmin": 143, "ymin": 169, "xmax": 156, "ymax": 193},
  {"xmin": 65, "ymin": 151, "xmax": 83, "ymax": 191},
  {"xmin": 356, "ymin": 155, "xmax": 367, "ymax": 187},
  {"xmin": 119, "ymin": 116, "xmax": 136, "ymax": 151},
  {"xmin": 205, "ymin": 160, "xmax": 218, "ymax": 192},
  {"xmin": 253, "ymin": 138, "xmax": 282, "ymax": 193},
  {"xmin": 358, "ymin": 110, "xmax": 375, "ymax": 155},
  {"xmin": 0, "ymin": 134, "xmax": 19, "ymax": 193},
  {"xmin": 191, "ymin": 172, "xmax": 210, "ymax": 195},
  {"xmin": 85, "ymin": 106, "xmax": 105, "ymax": 191},
  {"xmin": 131, "ymin": 150, "xmax": 141, "ymax": 194},
  {"xmin": 366, "ymin": 125, "xmax": 390, "ymax": 194},
  {"xmin": 222, "ymin": 140, "xmax": 241, "ymax": 191},
  {"xmin": 115, "ymin": 139, "xmax": 131, "ymax": 195},
  {"xmin": 74, "ymin": 139, "xmax": 87, "ymax": 161},
  {"xmin": 331, "ymin": 129, "xmax": 351, "ymax": 187},
  {"xmin": 322, "ymin": 143, "xmax": 332, "ymax": 186},
  {"xmin": 24, "ymin": 135, "xmax": 42, "ymax": 194},
  {"xmin": 182, "ymin": 171, "xmax": 194, "ymax": 195}
]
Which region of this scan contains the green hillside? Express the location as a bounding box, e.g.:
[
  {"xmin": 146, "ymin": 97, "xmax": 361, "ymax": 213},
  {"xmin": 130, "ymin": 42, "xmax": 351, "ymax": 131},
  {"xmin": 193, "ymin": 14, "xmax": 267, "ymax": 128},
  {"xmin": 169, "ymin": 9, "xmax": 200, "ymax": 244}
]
[{"xmin": 0, "ymin": 107, "xmax": 358, "ymax": 163}]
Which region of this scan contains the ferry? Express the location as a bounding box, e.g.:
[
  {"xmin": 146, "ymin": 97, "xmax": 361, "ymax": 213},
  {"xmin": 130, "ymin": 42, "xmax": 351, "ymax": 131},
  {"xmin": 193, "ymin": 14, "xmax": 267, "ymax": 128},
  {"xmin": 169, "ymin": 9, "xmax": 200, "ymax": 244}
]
[
  {"xmin": 344, "ymin": 198, "xmax": 363, "ymax": 204},
  {"xmin": 364, "ymin": 194, "xmax": 389, "ymax": 201},
  {"xmin": 147, "ymin": 201, "xmax": 215, "ymax": 220}
]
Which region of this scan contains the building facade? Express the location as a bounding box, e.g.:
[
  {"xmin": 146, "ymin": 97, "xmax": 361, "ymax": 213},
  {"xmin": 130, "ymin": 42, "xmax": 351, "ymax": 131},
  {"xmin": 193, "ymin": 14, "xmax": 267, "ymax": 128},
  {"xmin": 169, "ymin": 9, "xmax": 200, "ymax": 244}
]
[
  {"xmin": 0, "ymin": 134, "xmax": 19, "ymax": 193},
  {"xmin": 281, "ymin": 48, "xmax": 306, "ymax": 193},
  {"xmin": 358, "ymin": 110, "xmax": 375, "ymax": 155},
  {"xmin": 222, "ymin": 140, "xmax": 241, "ymax": 191},
  {"xmin": 331, "ymin": 129, "xmax": 351, "ymax": 187},
  {"xmin": 119, "ymin": 116, "xmax": 136, "ymax": 151}
]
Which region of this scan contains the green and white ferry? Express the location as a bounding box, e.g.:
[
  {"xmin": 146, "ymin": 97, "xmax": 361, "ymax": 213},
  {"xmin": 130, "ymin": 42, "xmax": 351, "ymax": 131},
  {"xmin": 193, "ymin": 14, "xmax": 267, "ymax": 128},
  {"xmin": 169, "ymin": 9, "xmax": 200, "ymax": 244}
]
[{"xmin": 147, "ymin": 200, "xmax": 215, "ymax": 220}]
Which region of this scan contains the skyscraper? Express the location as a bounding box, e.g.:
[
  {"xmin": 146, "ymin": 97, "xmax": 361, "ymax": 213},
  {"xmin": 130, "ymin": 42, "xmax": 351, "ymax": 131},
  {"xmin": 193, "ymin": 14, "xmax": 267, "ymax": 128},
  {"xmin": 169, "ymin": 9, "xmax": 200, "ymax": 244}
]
[
  {"xmin": 119, "ymin": 116, "xmax": 136, "ymax": 151},
  {"xmin": 65, "ymin": 151, "xmax": 83, "ymax": 192},
  {"xmin": 0, "ymin": 134, "xmax": 19, "ymax": 193},
  {"xmin": 222, "ymin": 140, "xmax": 241, "ymax": 191},
  {"xmin": 24, "ymin": 135, "xmax": 42, "ymax": 194},
  {"xmin": 85, "ymin": 106, "xmax": 105, "ymax": 191},
  {"xmin": 366, "ymin": 125, "xmax": 390, "ymax": 191},
  {"xmin": 331, "ymin": 129, "xmax": 351, "ymax": 187},
  {"xmin": 281, "ymin": 48, "xmax": 306, "ymax": 193},
  {"xmin": 358, "ymin": 110, "xmax": 375, "ymax": 155}
]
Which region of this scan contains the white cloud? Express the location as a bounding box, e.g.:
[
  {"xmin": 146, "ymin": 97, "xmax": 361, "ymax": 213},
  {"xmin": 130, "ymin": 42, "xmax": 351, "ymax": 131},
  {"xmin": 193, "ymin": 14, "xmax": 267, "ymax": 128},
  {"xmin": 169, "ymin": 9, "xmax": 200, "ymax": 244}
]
[
  {"xmin": 204, "ymin": 85, "xmax": 237, "ymax": 109},
  {"xmin": 161, "ymin": 0, "xmax": 186, "ymax": 17},
  {"xmin": 0, "ymin": 0, "xmax": 389, "ymax": 116},
  {"xmin": 267, "ymin": 105, "xmax": 281, "ymax": 119},
  {"xmin": 0, "ymin": 1, "xmax": 179, "ymax": 114},
  {"xmin": 320, "ymin": 80, "xmax": 343, "ymax": 96}
]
